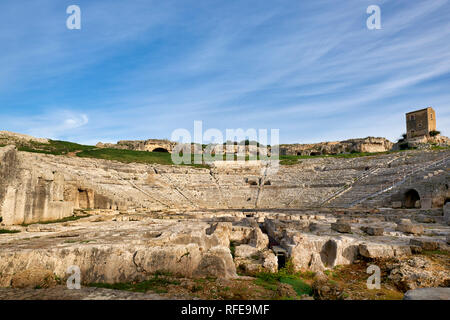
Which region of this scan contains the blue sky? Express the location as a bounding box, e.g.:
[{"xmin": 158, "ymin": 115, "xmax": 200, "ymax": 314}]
[{"xmin": 0, "ymin": 0, "xmax": 449, "ymax": 145}]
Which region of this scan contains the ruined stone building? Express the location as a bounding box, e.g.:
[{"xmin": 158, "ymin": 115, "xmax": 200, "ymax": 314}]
[{"xmin": 406, "ymin": 107, "xmax": 436, "ymax": 139}]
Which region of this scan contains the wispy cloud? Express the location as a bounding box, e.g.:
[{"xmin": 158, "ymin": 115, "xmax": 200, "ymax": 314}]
[{"xmin": 0, "ymin": 0, "xmax": 448, "ymax": 144}]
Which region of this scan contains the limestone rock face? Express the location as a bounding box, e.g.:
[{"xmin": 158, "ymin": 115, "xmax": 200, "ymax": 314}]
[
  {"xmin": 0, "ymin": 219, "xmax": 240, "ymax": 286},
  {"xmin": 396, "ymin": 220, "xmax": 424, "ymax": 235},
  {"xmin": 280, "ymin": 137, "xmax": 393, "ymax": 156},
  {"xmin": 235, "ymin": 244, "xmax": 259, "ymax": 258},
  {"xmin": 261, "ymin": 251, "xmax": 278, "ymax": 273},
  {"xmin": 193, "ymin": 246, "xmax": 237, "ymax": 279},
  {"xmin": 331, "ymin": 220, "xmax": 352, "ymax": 233},
  {"xmin": 248, "ymin": 227, "xmax": 269, "ymax": 250},
  {"xmin": 0, "ymin": 131, "xmax": 49, "ymax": 145},
  {"xmin": 10, "ymin": 268, "xmax": 58, "ymax": 289},
  {"xmin": 444, "ymin": 202, "xmax": 450, "ymax": 225},
  {"xmin": 409, "ymin": 239, "xmax": 440, "ymax": 251},
  {"xmin": 359, "ymin": 243, "xmax": 395, "ymax": 259},
  {"xmin": 361, "ymin": 226, "xmax": 384, "ymax": 236},
  {"xmin": 359, "ymin": 243, "xmax": 411, "ymax": 259},
  {"xmin": 0, "ymin": 146, "xmax": 74, "ymax": 225},
  {"xmin": 286, "ymin": 234, "xmax": 359, "ymax": 271},
  {"xmin": 403, "ymin": 287, "xmax": 450, "ymax": 300},
  {"xmin": 387, "ymin": 257, "xmax": 450, "ymax": 291}
]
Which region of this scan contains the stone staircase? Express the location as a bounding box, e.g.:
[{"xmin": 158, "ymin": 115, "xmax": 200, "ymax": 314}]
[
  {"xmin": 357, "ymin": 155, "xmax": 449, "ymax": 208},
  {"xmin": 326, "ymin": 151, "xmax": 449, "ymax": 208}
]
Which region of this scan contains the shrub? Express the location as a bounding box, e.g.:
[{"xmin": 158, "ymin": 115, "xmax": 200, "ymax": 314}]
[{"xmin": 429, "ymin": 130, "xmax": 441, "ymax": 137}]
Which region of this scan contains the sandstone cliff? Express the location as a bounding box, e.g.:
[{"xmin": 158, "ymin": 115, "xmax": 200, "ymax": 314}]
[{"xmin": 280, "ymin": 137, "xmax": 393, "ymax": 156}]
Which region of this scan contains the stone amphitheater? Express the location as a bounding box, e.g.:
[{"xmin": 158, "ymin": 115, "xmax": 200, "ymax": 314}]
[{"xmin": 0, "ymin": 133, "xmax": 449, "ymax": 299}]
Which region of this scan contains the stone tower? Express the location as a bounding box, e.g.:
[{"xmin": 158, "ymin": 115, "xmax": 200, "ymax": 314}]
[{"xmin": 405, "ymin": 107, "xmax": 436, "ymax": 139}]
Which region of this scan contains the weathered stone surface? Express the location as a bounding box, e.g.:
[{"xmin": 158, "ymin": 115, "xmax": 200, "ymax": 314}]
[
  {"xmin": 444, "ymin": 202, "xmax": 450, "ymax": 225},
  {"xmin": 248, "ymin": 228, "xmax": 269, "ymax": 250},
  {"xmin": 261, "ymin": 250, "xmax": 278, "ymax": 273},
  {"xmin": 0, "ymin": 131, "xmax": 49, "ymax": 145},
  {"xmin": 0, "ymin": 286, "xmax": 173, "ymax": 300},
  {"xmin": 276, "ymin": 283, "xmax": 297, "ymax": 298},
  {"xmin": 235, "ymin": 245, "xmax": 259, "ymax": 258},
  {"xmin": 0, "ymin": 219, "xmax": 240, "ymax": 285},
  {"xmin": 387, "ymin": 257, "xmax": 450, "ymax": 291},
  {"xmin": 359, "ymin": 243, "xmax": 395, "ymax": 259},
  {"xmin": 10, "ymin": 268, "xmax": 58, "ymax": 289},
  {"xmin": 409, "ymin": 239, "xmax": 440, "ymax": 251},
  {"xmin": 361, "ymin": 226, "xmax": 384, "ymax": 236},
  {"xmin": 403, "ymin": 287, "xmax": 450, "ymax": 300},
  {"xmin": 280, "ymin": 137, "xmax": 393, "ymax": 156},
  {"xmin": 331, "ymin": 221, "xmax": 352, "ymax": 233},
  {"xmin": 396, "ymin": 221, "xmax": 424, "ymax": 235},
  {"xmin": 392, "ymin": 201, "xmax": 402, "ymax": 209},
  {"xmin": 193, "ymin": 246, "xmax": 237, "ymax": 279},
  {"xmin": 0, "ymin": 146, "xmax": 74, "ymax": 225}
]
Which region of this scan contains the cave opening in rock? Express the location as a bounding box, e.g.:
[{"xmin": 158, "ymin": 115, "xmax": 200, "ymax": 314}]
[
  {"xmin": 404, "ymin": 189, "xmax": 420, "ymax": 208},
  {"xmin": 277, "ymin": 252, "xmax": 286, "ymax": 269},
  {"xmin": 320, "ymin": 240, "xmax": 337, "ymax": 267},
  {"xmin": 78, "ymin": 188, "xmax": 90, "ymax": 209},
  {"xmin": 152, "ymin": 148, "xmax": 169, "ymax": 153}
]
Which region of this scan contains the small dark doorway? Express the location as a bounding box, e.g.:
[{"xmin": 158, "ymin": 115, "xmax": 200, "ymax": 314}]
[
  {"xmin": 152, "ymin": 148, "xmax": 169, "ymax": 153},
  {"xmin": 404, "ymin": 189, "xmax": 420, "ymax": 208},
  {"xmin": 78, "ymin": 188, "xmax": 90, "ymax": 209},
  {"xmin": 277, "ymin": 253, "xmax": 286, "ymax": 269}
]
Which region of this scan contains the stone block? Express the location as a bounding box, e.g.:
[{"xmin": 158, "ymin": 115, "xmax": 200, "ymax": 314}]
[
  {"xmin": 361, "ymin": 226, "xmax": 384, "ymax": 236},
  {"xmin": 410, "ymin": 239, "xmax": 440, "ymax": 251},
  {"xmin": 392, "ymin": 201, "xmax": 402, "ymax": 209},
  {"xmin": 331, "ymin": 222, "xmax": 351, "ymax": 233},
  {"xmin": 396, "ymin": 222, "xmax": 424, "ymax": 235}
]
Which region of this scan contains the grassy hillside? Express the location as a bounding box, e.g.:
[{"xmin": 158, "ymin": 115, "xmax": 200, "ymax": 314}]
[{"xmin": 5, "ymin": 138, "xmax": 445, "ymax": 167}]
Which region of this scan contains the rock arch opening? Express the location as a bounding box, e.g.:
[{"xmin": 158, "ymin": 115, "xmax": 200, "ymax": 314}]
[{"xmin": 404, "ymin": 189, "xmax": 420, "ymax": 208}]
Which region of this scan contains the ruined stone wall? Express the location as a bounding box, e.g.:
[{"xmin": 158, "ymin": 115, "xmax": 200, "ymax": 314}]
[
  {"xmin": 96, "ymin": 139, "xmax": 175, "ymax": 152},
  {"xmin": 280, "ymin": 137, "xmax": 393, "ymax": 156}
]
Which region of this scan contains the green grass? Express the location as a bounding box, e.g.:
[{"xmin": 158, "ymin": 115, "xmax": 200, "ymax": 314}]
[
  {"xmin": 17, "ymin": 140, "xmax": 96, "ymax": 155},
  {"xmin": 254, "ymin": 271, "xmax": 312, "ymax": 297},
  {"xmin": 20, "ymin": 214, "xmax": 90, "ymax": 227},
  {"xmin": 77, "ymin": 147, "xmax": 173, "ymax": 164},
  {"xmin": 277, "ymin": 149, "xmax": 427, "ymax": 165},
  {"xmin": 279, "ymin": 276, "xmax": 313, "ymax": 296},
  {"xmin": 0, "ymin": 229, "xmax": 20, "ymax": 234},
  {"xmin": 431, "ymin": 145, "xmax": 450, "ymax": 150},
  {"xmin": 11, "ymin": 137, "xmax": 446, "ymax": 168},
  {"xmin": 421, "ymin": 250, "xmax": 450, "ymax": 256},
  {"xmin": 88, "ymin": 272, "xmax": 181, "ymax": 294},
  {"xmin": 10, "ymin": 139, "xmax": 207, "ymax": 167}
]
